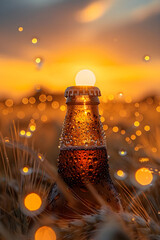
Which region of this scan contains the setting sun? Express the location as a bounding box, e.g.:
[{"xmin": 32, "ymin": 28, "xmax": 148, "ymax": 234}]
[{"xmin": 75, "ymin": 69, "xmax": 96, "ymax": 86}]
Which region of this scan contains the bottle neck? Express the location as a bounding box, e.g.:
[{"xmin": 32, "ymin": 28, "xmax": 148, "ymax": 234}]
[
  {"xmin": 60, "ymin": 95, "xmax": 106, "ymax": 149},
  {"xmin": 66, "ymin": 95, "xmax": 100, "ymax": 105}
]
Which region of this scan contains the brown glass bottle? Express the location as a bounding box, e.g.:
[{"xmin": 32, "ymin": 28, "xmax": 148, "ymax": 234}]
[{"xmin": 56, "ymin": 86, "xmax": 121, "ymax": 213}]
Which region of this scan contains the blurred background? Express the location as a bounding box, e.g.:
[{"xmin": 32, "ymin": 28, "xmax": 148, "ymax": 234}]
[
  {"xmin": 0, "ymin": 0, "xmax": 160, "ymax": 98},
  {"xmin": 0, "ymin": 0, "xmax": 160, "ymax": 190}
]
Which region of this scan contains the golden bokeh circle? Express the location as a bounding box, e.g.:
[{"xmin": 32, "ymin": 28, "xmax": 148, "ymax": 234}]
[
  {"xmin": 24, "ymin": 193, "xmax": 42, "ymax": 211},
  {"xmin": 135, "ymin": 168, "xmax": 153, "ymax": 186},
  {"xmin": 35, "ymin": 226, "xmax": 56, "ymax": 240}
]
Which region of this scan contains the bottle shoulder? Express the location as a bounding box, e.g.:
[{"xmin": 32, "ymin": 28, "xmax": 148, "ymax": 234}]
[{"xmin": 60, "ymin": 105, "xmax": 106, "ymax": 148}]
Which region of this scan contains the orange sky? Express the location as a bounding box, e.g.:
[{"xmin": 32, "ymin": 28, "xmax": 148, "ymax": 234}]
[
  {"xmin": 1, "ymin": 53, "xmax": 160, "ymax": 99},
  {"xmin": 0, "ymin": 0, "xmax": 160, "ymax": 99}
]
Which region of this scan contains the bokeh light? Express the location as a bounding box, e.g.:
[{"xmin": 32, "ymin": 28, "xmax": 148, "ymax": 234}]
[
  {"xmin": 119, "ymin": 150, "xmax": 127, "ymax": 156},
  {"xmin": 4, "ymin": 137, "xmax": 10, "ymax": 143},
  {"xmin": 5, "ymin": 99, "xmax": 13, "ymax": 107},
  {"xmin": 131, "ymin": 134, "xmax": 136, "ymax": 140},
  {"xmin": 26, "ymin": 131, "xmax": 32, "ymax": 137},
  {"xmin": 118, "ymin": 92, "xmax": 123, "ymax": 97},
  {"xmin": 39, "ymin": 94, "xmax": 46, "ymax": 102},
  {"xmin": 139, "ymin": 158, "xmax": 149, "ymax": 163},
  {"xmin": 30, "ymin": 125, "xmax": 36, "ymax": 132},
  {"xmin": 121, "ymin": 130, "xmax": 126, "ymax": 135},
  {"xmin": 125, "ymin": 96, "xmax": 132, "ymax": 103},
  {"xmin": 101, "ymin": 116, "xmax": 105, "ymax": 123},
  {"xmin": 60, "ymin": 105, "xmax": 66, "ymax": 112},
  {"xmin": 117, "ymin": 170, "xmax": 125, "ymax": 177},
  {"xmin": 103, "ymin": 124, "xmax": 108, "ymax": 131},
  {"xmin": 112, "ymin": 126, "xmax": 119, "ymax": 133},
  {"xmin": 135, "ymin": 168, "xmax": 153, "ymax": 186},
  {"xmin": 29, "ymin": 97, "xmax": 36, "ymax": 104},
  {"xmin": 35, "ymin": 57, "xmax": 41, "ymax": 64},
  {"xmin": 47, "ymin": 95, "xmax": 53, "ymax": 101},
  {"xmin": 115, "ymin": 169, "xmax": 127, "ymax": 180},
  {"xmin": 20, "ymin": 166, "xmax": 32, "ymax": 176},
  {"xmin": 20, "ymin": 130, "xmax": 26, "ymax": 136},
  {"xmin": 136, "ymin": 130, "xmax": 142, "ymax": 136},
  {"xmin": 32, "ymin": 38, "xmax": 38, "ymax": 44},
  {"xmin": 134, "ymin": 121, "xmax": 140, "ymax": 127},
  {"xmin": 41, "ymin": 115, "xmax": 48, "ymax": 122},
  {"xmin": 144, "ymin": 55, "xmax": 150, "ymax": 62},
  {"xmin": 22, "ymin": 97, "xmax": 29, "ymax": 104},
  {"xmin": 23, "ymin": 167, "xmax": 29, "ymax": 173},
  {"xmin": 51, "ymin": 101, "xmax": 59, "ymax": 109},
  {"xmin": 38, "ymin": 153, "xmax": 44, "ymax": 162},
  {"xmin": 17, "ymin": 111, "xmax": 25, "ymax": 119},
  {"xmin": 152, "ymin": 147, "xmax": 157, "ymax": 153},
  {"xmin": 35, "ymin": 226, "xmax": 56, "ymax": 240},
  {"xmin": 18, "ymin": 26, "xmax": 23, "ymax": 32},
  {"xmin": 144, "ymin": 125, "xmax": 150, "ymax": 131},
  {"xmin": 24, "ymin": 193, "xmax": 42, "ymax": 211},
  {"xmin": 156, "ymin": 106, "xmax": 160, "ymax": 112}
]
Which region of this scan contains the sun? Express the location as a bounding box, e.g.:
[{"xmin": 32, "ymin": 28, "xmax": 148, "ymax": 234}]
[{"xmin": 75, "ymin": 69, "xmax": 96, "ymax": 86}]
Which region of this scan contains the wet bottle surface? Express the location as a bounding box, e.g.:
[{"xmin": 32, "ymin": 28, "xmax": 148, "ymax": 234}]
[{"xmin": 56, "ymin": 86, "xmax": 121, "ymax": 214}]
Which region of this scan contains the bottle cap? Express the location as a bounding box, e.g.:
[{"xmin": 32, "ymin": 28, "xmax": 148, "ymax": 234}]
[{"xmin": 65, "ymin": 86, "xmax": 101, "ymax": 97}]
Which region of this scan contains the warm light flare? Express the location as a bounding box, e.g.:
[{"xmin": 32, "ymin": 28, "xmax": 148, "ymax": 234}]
[
  {"xmin": 35, "ymin": 226, "xmax": 56, "ymax": 240},
  {"xmin": 119, "ymin": 150, "xmax": 127, "ymax": 156},
  {"xmin": 144, "ymin": 125, "xmax": 150, "ymax": 131},
  {"xmin": 117, "ymin": 170, "xmax": 125, "ymax": 177},
  {"xmin": 24, "ymin": 193, "xmax": 42, "ymax": 211},
  {"xmin": 134, "ymin": 121, "xmax": 140, "ymax": 127},
  {"xmin": 135, "ymin": 168, "xmax": 153, "ymax": 186},
  {"xmin": 51, "ymin": 101, "xmax": 59, "ymax": 109},
  {"xmin": 32, "ymin": 38, "xmax": 38, "ymax": 44},
  {"xmin": 75, "ymin": 69, "xmax": 96, "ymax": 86},
  {"xmin": 23, "ymin": 167, "xmax": 29, "ymax": 173},
  {"xmin": 139, "ymin": 158, "xmax": 149, "ymax": 163},
  {"xmin": 20, "ymin": 130, "xmax": 26, "ymax": 136},
  {"xmin": 103, "ymin": 124, "xmax": 108, "ymax": 131},
  {"xmin": 156, "ymin": 106, "xmax": 160, "ymax": 112},
  {"xmin": 5, "ymin": 99, "xmax": 13, "ymax": 107},
  {"xmin": 144, "ymin": 55, "xmax": 150, "ymax": 61},
  {"xmin": 18, "ymin": 26, "xmax": 23, "ymax": 32},
  {"xmin": 60, "ymin": 105, "xmax": 66, "ymax": 111},
  {"xmin": 30, "ymin": 125, "xmax": 36, "ymax": 132},
  {"xmin": 112, "ymin": 126, "xmax": 119, "ymax": 133},
  {"xmin": 35, "ymin": 57, "xmax": 41, "ymax": 64},
  {"xmin": 136, "ymin": 130, "xmax": 142, "ymax": 136},
  {"xmin": 26, "ymin": 131, "xmax": 32, "ymax": 137}
]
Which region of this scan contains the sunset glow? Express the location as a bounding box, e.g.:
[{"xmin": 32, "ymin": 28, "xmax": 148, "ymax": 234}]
[{"xmin": 0, "ymin": 0, "xmax": 160, "ymax": 99}]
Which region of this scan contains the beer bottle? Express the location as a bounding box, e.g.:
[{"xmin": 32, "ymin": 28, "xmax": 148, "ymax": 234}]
[{"xmin": 57, "ymin": 86, "xmax": 121, "ymax": 213}]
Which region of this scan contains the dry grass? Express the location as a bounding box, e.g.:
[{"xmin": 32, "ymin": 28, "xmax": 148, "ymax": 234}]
[{"xmin": 0, "ymin": 125, "xmax": 160, "ymax": 240}]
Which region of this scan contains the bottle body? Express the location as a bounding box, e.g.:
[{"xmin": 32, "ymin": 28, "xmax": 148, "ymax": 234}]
[
  {"xmin": 57, "ymin": 90, "xmax": 121, "ymax": 212},
  {"xmin": 58, "ymin": 146, "xmax": 108, "ymax": 186}
]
